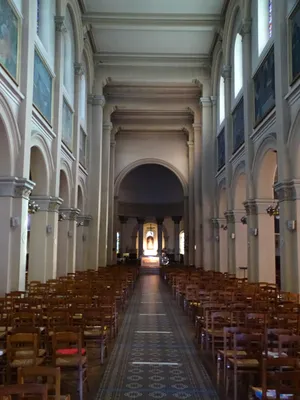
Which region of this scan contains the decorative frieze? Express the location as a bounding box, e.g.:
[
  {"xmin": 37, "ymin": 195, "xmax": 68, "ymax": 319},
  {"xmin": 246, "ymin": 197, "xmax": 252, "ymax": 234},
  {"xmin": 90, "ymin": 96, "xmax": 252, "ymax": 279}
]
[
  {"xmin": 0, "ymin": 177, "xmax": 35, "ymax": 200},
  {"xmin": 59, "ymin": 208, "xmax": 80, "ymax": 221},
  {"xmin": 77, "ymin": 214, "xmax": 92, "ymax": 227},
  {"xmin": 30, "ymin": 196, "xmax": 63, "ymax": 212}
]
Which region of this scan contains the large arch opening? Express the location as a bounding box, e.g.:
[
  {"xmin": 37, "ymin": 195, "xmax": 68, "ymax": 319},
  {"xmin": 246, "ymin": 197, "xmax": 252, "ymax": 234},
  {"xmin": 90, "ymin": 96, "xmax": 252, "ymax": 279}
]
[{"xmin": 117, "ymin": 163, "xmax": 185, "ymax": 265}]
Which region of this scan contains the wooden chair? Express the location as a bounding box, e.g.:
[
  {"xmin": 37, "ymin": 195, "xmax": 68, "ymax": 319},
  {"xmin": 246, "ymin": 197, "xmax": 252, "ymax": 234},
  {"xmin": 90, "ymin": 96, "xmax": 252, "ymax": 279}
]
[
  {"xmin": 83, "ymin": 308, "xmax": 107, "ymax": 364},
  {"xmin": 0, "ymin": 383, "xmax": 48, "ymax": 400},
  {"xmin": 18, "ymin": 366, "xmax": 70, "ymax": 400}
]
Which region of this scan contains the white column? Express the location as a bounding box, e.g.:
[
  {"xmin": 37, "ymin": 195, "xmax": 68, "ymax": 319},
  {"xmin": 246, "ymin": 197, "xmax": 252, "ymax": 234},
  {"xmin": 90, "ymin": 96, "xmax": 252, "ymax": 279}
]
[
  {"xmin": 28, "ymin": 196, "xmax": 62, "ymax": 282},
  {"xmin": 200, "ymin": 95, "xmax": 214, "ymax": 270},
  {"xmin": 193, "ymin": 122, "xmax": 202, "ymax": 267},
  {"xmin": 217, "ymin": 218, "xmax": 228, "ymax": 273},
  {"xmin": 107, "ymin": 136, "xmax": 116, "ymax": 265},
  {"xmin": 67, "ymin": 210, "xmax": 79, "ymax": 274},
  {"xmin": 172, "ymin": 217, "xmax": 181, "ymax": 262},
  {"xmin": 187, "ymin": 138, "xmax": 195, "ymax": 265},
  {"xmin": 137, "ymin": 218, "xmax": 145, "ymax": 258},
  {"xmin": 87, "ymin": 95, "xmax": 105, "ymax": 269},
  {"xmin": 99, "ymin": 122, "xmax": 112, "ymax": 267},
  {"xmin": 233, "ymin": 210, "xmax": 248, "ymax": 278},
  {"xmin": 157, "ymin": 218, "xmax": 164, "ymax": 255},
  {"xmin": 75, "ymin": 215, "xmax": 87, "ymax": 271},
  {"xmin": 273, "ymin": 1, "xmax": 294, "ymax": 292},
  {"xmin": 212, "ymin": 219, "xmax": 220, "ymax": 271},
  {"xmin": 183, "ymin": 196, "xmax": 189, "ymax": 265},
  {"xmin": 0, "ymin": 178, "xmax": 34, "ymax": 294},
  {"xmin": 224, "ymin": 210, "xmax": 236, "ymax": 274},
  {"xmin": 119, "ymin": 216, "xmax": 128, "ymax": 255}
]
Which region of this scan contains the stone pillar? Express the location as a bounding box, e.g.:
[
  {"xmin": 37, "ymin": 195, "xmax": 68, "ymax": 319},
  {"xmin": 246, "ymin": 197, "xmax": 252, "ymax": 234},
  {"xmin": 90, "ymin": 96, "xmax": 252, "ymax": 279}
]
[
  {"xmin": 0, "ymin": 178, "xmax": 35, "ymax": 294},
  {"xmin": 212, "ymin": 219, "xmax": 220, "ymax": 271},
  {"xmin": 107, "ymin": 135, "xmax": 116, "ymax": 265},
  {"xmin": 224, "ymin": 211, "xmax": 236, "ymax": 274},
  {"xmin": 217, "ymin": 218, "xmax": 228, "ymax": 273},
  {"xmin": 233, "ymin": 210, "xmax": 248, "ymax": 278},
  {"xmin": 245, "ymin": 200, "xmax": 276, "ymax": 283},
  {"xmin": 87, "ymin": 95, "xmax": 105, "ymax": 269},
  {"xmin": 183, "ymin": 196, "xmax": 189, "ymax": 265},
  {"xmin": 211, "ymin": 97, "xmax": 218, "ymax": 271},
  {"xmin": 187, "ymin": 137, "xmax": 195, "ymax": 265},
  {"xmin": 172, "ymin": 217, "xmax": 181, "ymax": 262},
  {"xmin": 28, "ymin": 196, "xmax": 62, "ymax": 282},
  {"xmin": 131, "ymin": 234, "xmax": 137, "ymax": 254},
  {"xmin": 119, "ymin": 216, "xmax": 128, "ymax": 255},
  {"xmin": 75, "ymin": 215, "xmax": 91, "ymax": 271},
  {"xmin": 200, "ymin": 95, "xmax": 214, "ymax": 270},
  {"xmin": 137, "ymin": 218, "xmax": 145, "ymax": 258},
  {"xmin": 222, "ymin": 64, "xmax": 235, "ymax": 272},
  {"xmin": 99, "ymin": 122, "xmax": 112, "ymax": 267},
  {"xmin": 57, "ymin": 208, "xmax": 80, "ymax": 276},
  {"xmin": 193, "ymin": 123, "xmax": 202, "ymax": 267},
  {"xmin": 273, "ymin": 1, "xmax": 293, "ymax": 292},
  {"xmin": 156, "ymin": 218, "xmax": 164, "ymax": 255}
]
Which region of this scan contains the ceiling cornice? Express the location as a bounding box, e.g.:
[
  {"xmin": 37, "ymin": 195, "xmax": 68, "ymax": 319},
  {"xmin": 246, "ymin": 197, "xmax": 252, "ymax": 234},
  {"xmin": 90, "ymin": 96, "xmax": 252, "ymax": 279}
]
[
  {"xmin": 83, "ymin": 12, "xmax": 224, "ymax": 29},
  {"xmin": 95, "ymin": 52, "xmax": 211, "ymax": 68}
]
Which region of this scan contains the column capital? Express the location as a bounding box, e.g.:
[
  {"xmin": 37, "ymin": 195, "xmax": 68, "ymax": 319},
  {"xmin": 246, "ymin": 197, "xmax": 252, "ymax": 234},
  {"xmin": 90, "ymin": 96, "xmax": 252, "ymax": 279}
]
[
  {"xmin": 119, "ymin": 215, "xmax": 129, "ymax": 224},
  {"xmin": 172, "ymin": 216, "xmax": 182, "ymax": 224},
  {"xmin": 211, "ymin": 218, "xmax": 220, "ymax": 228},
  {"xmin": 210, "ymin": 96, "xmax": 217, "ymax": 106},
  {"xmin": 187, "ymin": 140, "xmax": 194, "ymax": 148},
  {"xmin": 274, "ymin": 181, "xmax": 295, "ymax": 202},
  {"xmin": 74, "ymin": 62, "xmax": 85, "ymax": 76},
  {"xmin": 200, "ymin": 97, "xmax": 212, "ymax": 107},
  {"xmin": 244, "ymin": 199, "xmax": 276, "ymax": 215},
  {"xmin": 244, "ymin": 200, "xmax": 257, "ymax": 216},
  {"xmin": 221, "ymin": 64, "xmax": 232, "ymax": 80},
  {"xmin": 54, "ymin": 16, "xmax": 67, "ymax": 33},
  {"xmin": 30, "ymin": 196, "xmax": 63, "ymax": 212},
  {"xmin": 87, "ymin": 95, "xmax": 106, "ymax": 107},
  {"xmin": 192, "ymin": 123, "xmax": 202, "ymax": 131},
  {"xmin": 137, "ymin": 217, "xmax": 145, "ymax": 224},
  {"xmin": 59, "ymin": 208, "xmax": 80, "ymax": 221},
  {"xmin": 224, "ymin": 210, "xmax": 235, "ymax": 223},
  {"xmin": 77, "ymin": 214, "xmax": 92, "ymax": 226},
  {"xmin": 156, "ymin": 217, "xmax": 164, "ymax": 225},
  {"xmin": 103, "ymin": 122, "xmax": 113, "ymax": 132},
  {"xmin": 0, "ymin": 177, "xmax": 35, "ymax": 200},
  {"xmin": 239, "ymin": 19, "xmax": 252, "ymax": 38}
]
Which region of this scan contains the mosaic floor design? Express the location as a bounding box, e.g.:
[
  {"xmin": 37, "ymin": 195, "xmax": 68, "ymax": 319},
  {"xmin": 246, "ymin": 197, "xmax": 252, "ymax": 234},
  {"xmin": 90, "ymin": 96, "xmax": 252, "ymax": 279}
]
[{"xmin": 96, "ymin": 275, "xmax": 219, "ymax": 400}]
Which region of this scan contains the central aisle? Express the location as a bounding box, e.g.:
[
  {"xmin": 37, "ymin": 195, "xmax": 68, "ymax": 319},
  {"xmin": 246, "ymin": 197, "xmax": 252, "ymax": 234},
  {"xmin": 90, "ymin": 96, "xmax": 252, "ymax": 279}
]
[{"xmin": 96, "ymin": 275, "xmax": 219, "ymax": 399}]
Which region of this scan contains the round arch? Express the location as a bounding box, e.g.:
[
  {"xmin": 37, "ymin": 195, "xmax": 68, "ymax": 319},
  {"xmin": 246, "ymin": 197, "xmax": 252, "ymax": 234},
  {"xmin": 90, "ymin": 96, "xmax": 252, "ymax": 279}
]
[
  {"xmin": 0, "ymin": 93, "xmax": 21, "ymax": 175},
  {"xmin": 223, "ymin": 2, "xmax": 242, "ymax": 65},
  {"xmin": 252, "ymin": 134, "xmax": 277, "ymax": 198},
  {"xmin": 115, "ymin": 159, "xmax": 188, "ymax": 198},
  {"xmin": 77, "ymin": 185, "xmax": 84, "ymax": 212},
  {"xmin": 60, "ymin": 159, "xmax": 74, "ymax": 192},
  {"xmin": 64, "ymin": 1, "xmax": 83, "ymax": 62},
  {"xmin": 59, "ymin": 169, "xmax": 71, "ymax": 207},
  {"xmin": 232, "ymin": 161, "xmax": 247, "ymax": 209},
  {"xmin": 31, "ymin": 131, "xmax": 54, "ymax": 178},
  {"xmin": 30, "ymin": 146, "xmax": 50, "ymax": 195},
  {"xmin": 287, "ymin": 109, "xmax": 300, "ymax": 179}
]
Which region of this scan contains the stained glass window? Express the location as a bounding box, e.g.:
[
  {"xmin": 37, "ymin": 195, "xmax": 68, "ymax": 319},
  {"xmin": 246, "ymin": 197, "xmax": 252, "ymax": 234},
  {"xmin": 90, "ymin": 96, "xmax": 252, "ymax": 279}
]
[
  {"xmin": 36, "ymin": 0, "xmax": 40, "ymax": 34},
  {"xmin": 268, "ymin": 0, "xmax": 273, "ymax": 38}
]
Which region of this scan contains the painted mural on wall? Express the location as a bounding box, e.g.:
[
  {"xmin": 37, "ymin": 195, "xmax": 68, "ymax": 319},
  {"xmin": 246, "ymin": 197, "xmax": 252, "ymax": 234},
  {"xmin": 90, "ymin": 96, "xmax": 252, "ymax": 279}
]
[
  {"xmin": 290, "ymin": 3, "xmax": 300, "ymax": 82},
  {"xmin": 0, "ymin": 0, "xmax": 19, "ymax": 81},
  {"xmin": 62, "ymin": 99, "xmax": 73, "ymax": 151},
  {"xmin": 217, "ymin": 128, "xmax": 225, "ymax": 171},
  {"xmin": 253, "ymin": 46, "xmax": 275, "ymax": 126},
  {"xmin": 232, "ymin": 97, "xmax": 244, "ymax": 153},
  {"xmin": 33, "ymin": 51, "xmax": 52, "ymax": 123}
]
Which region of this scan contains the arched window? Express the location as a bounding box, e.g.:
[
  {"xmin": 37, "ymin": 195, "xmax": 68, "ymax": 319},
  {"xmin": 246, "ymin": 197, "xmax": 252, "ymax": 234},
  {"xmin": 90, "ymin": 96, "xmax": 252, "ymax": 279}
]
[
  {"xmin": 36, "ymin": 0, "xmax": 55, "ymax": 56},
  {"xmin": 219, "ymin": 76, "xmax": 225, "ymax": 124},
  {"xmin": 234, "ymin": 33, "xmax": 243, "ymax": 97},
  {"xmin": 63, "ymin": 8, "xmax": 75, "ymax": 106},
  {"xmin": 258, "ymin": 0, "xmax": 273, "ymax": 55},
  {"xmin": 79, "ymin": 62, "xmax": 87, "ymax": 124},
  {"xmin": 179, "ymin": 230, "xmax": 185, "ymax": 255}
]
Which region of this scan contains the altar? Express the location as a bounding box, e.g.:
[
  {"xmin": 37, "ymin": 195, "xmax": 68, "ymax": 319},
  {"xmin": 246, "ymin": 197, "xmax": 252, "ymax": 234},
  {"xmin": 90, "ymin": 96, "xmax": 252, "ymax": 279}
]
[{"xmin": 141, "ymin": 256, "xmax": 160, "ymax": 268}]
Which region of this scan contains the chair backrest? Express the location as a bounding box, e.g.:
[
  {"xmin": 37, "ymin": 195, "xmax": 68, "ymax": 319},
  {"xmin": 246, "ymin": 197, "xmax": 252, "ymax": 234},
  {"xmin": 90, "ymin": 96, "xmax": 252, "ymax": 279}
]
[
  {"xmin": 0, "ymin": 383, "xmax": 48, "ymax": 400},
  {"xmin": 7, "ymin": 332, "xmax": 38, "ymax": 362},
  {"xmin": 18, "ymin": 366, "xmax": 61, "ymax": 400}
]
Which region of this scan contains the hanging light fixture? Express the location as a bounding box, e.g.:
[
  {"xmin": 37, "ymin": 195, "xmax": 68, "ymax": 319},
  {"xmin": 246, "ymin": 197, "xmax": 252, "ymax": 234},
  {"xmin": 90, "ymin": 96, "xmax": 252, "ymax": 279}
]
[
  {"xmin": 28, "ymin": 200, "xmax": 40, "ymax": 214},
  {"xmin": 58, "ymin": 212, "xmax": 67, "ymax": 221},
  {"xmin": 240, "ymin": 216, "xmax": 247, "ymax": 225},
  {"xmin": 266, "ymin": 203, "xmax": 280, "ymax": 218}
]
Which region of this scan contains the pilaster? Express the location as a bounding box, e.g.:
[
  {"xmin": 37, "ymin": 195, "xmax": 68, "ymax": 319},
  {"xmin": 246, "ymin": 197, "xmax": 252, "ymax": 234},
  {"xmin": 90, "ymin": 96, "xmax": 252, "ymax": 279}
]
[
  {"xmin": 187, "ymin": 138, "xmax": 195, "ymax": 266},
  {"xmin": 193, "ymin": 121, "xmax": 202, "ymax": 267},
  {"xmin": 107, "ymin": 134, "xmax": 117, "ymax": 265}
]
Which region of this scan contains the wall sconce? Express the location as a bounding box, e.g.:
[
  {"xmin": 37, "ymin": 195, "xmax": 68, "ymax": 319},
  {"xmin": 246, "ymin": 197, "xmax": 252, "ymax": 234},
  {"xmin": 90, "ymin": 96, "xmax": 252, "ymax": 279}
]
[
  {"xmin": 231, "ymin": 233, "xmax": 235, "ymax": 240},
  {"xmin": 10, "ymin": 217, "xmax": 20, "ymax": 228},
  {"xmin": 250, "ymin": 228, "xmax": 258, "ymax": 236},
  {"xmin": 266, "ymin": 203, "xmax": 279, "ymax": 218},
  {"xmin": 59, "ymin": 212, "xmax": 67, "ymax": 221},
  {"xmin": 221, "ymin": 224, "xmax": 228, "ymax": 231},
  {"xmin": 287, "ymin": 220, "xmax": 296, "ymax": 232},
  {"xmin": 240, "ymin": 216, "xmax": 247, "ymax": 225},
  {"xmin": 77, "ymin": 221, "xmax": 84, "ymax": 227},
  {"xmin": 46, "ymin": 225, "xmax": 53, "ymax": 234},
  {"xmin": 28, "ymin": 200, "xmax": 40, "ymax": 214}
]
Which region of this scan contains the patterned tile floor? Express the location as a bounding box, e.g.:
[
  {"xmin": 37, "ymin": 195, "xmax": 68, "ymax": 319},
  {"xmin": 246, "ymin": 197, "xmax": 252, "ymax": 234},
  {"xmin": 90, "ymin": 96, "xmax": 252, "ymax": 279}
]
[{"xmin": 96, "ymin": 275, "xmax": 220, "ymax": 400}]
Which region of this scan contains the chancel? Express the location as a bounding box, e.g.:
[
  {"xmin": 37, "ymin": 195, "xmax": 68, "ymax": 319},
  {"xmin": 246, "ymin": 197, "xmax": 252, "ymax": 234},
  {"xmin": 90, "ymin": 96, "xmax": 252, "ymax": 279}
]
[{"xmin": 1, "ymin": 0, "xmax": 300, "ymax": 399}]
